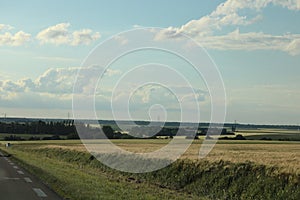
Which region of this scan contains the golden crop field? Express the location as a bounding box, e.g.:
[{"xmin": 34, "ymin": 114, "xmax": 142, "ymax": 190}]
[
  {"xmin": 34, "ymin": 139, "xmax": 300, "ymax": 175},
  {"xmin": 1, "ymin": 138, "xmax": 299, "ymax": 200}
]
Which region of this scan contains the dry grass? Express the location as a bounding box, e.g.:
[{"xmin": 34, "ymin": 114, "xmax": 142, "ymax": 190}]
[
  {"xmin": 36, "ymin": 140, "xmax": 300, "ymax": 175},
  {"xmin": 184, "ymin": 142, "xmax": 300, "ymax": 175},
  {"xmin": 38, "ymin": 144, "xmax": 87, "ymax": 152}
]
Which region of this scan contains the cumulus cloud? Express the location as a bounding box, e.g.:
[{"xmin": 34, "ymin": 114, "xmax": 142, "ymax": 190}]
[
  {"xmin": 0, "ymin": 65, "xmax": 122, "ymax": 95},
  {"xmin": 36, "ymin": 23, "xmax": 100, "ymax": 45},
  {"xmin": 129, "ymin": 85, "xmax": 176, "ymax": 104},
  {"xmin": 0, "ymin": 66, "xmax": 97, "ymax": 110},
  {"xmin": 0, "ymin": 67, "xmax": 73, "ymax": 94},
  {"xmin": 155, "ymin": 0, "xmax": 300, "ymax": 55},
  {"xmin": 0, "ymin": 66, "xmax": 208, "ymax": 116},
  {"xmin": 34, "ymin": 67, "xmax": 77, "ymax": 93},
  {"xmin": 0, "ymin": 24, "xmax": 31, "ymax": 46},
  {"xmin": 36, "ymin": 23, "xmax": 70, "ymax": 45},
  {"xmin": 0, "ymin": 24, "xmax": 14, "ymax": 31},
  {"xmin": 1, "ymin": 80, "xmax": 24, "ymax": 92},
  {"xmin": 72, "ymin": 29, "xmax": 100, "ymax": 45},
  {"xmin": 19, "ymin": 78, "xmax": 35, "ymax": 91}
]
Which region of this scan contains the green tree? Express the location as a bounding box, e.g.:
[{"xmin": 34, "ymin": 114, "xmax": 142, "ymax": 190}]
[{"xmin": 102, "ymin": 126, "xmax": 114, "ymax": 139}]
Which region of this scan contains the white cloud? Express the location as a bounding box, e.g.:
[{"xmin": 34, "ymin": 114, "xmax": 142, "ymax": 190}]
[
  {"xmin": 0, "ymin": 66, "xmax": 115, "ymax": 111},
  {"xmin": 155, "ymin": 0, "xmax": 300, "ymax": 55},
  {"xmin": 0, "ymin": 65, "xmax": 123, "ymax": 95},
  {"xmin": 159, "ymin": 0, "xmax": 269, "ymax": 38},
  {"xmin": 199, "ymin": 29, "xmax": 300, "ymax": 51},
  {"xmin": 34, "ymin": 67, "xmax": 78, "ymax": 93},
  {"xmin": 0, "ymin": 67, "xmax": 208, "ymax": 119},
  {"xmin": 36, "ymin": 23, "xmax": 70, "ymax": 45},
  {"xmin": 20, "ymin": 78, "xmax": 35, "ymax": 91},
  {"xmin": 1, "ymin": 80, "xmax": 24, "ymax": 92},
  {"xmin": 72, "ymin": 29, "xmax": 100, "ymax": 45},
  {"xmin": 36, "ymin": 23, "xmax": 100, "ymax": 46},
  {"xmin": 0, "ymin": 23, "xmax": 31, "ymax": 46},
  {"xmin": 286, "ymin": 39, "xmax": 300, "ymax": 55},
  {"xmin": 212, "ymin": 0, "xmax": 299, "ymax": 16},
  {"xmin": 0, "ymin": 24, "xmax": 14, "ymax": 31},
  {"xmin": 274, "ymin": 0, "xmax": 300, "ymax": 10}
]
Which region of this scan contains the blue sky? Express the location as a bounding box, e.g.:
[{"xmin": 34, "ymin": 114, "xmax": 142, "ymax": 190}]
[{"xmin": 0, "ymin": 0, "xmax": 300, "ymax": 124}]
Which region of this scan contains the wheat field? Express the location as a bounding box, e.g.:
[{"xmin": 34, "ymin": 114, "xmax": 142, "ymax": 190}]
[{"xmin": 32, "ymin": 139, "xmax": 300, "ymax": 175}]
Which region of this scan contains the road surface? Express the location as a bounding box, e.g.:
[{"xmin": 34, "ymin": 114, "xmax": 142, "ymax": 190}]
[{"xmin": 0, "ymin": 150, "xmax": 62, "ymax": 200}]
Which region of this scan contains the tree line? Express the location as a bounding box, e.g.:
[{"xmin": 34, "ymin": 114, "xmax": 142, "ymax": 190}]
[
  {"xmin": 0, "ymin": 120, "xmax": 75, "ymax": 135},
  {"xmin": 0, "ymin": 120, "xmax": 232, "ymax": 141}
]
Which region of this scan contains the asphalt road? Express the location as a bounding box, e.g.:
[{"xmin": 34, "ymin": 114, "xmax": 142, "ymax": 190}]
[{"xmin": 0, "ymin": 150, "xmax": 62, "ymax": 200}]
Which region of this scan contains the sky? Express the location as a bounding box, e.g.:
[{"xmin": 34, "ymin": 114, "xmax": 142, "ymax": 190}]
[{"xmin": 0, "ymin": 0, "xmax": 300, "ymax": 124}]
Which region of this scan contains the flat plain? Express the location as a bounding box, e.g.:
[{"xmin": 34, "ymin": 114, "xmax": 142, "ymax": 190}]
[{"xmin": 1, "ymin": 128, "xmax": 299, "ymax": 200}]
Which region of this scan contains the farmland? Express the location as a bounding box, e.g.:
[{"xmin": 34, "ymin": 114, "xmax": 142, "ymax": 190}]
[
  {"xmin": 17, "ymin": 139, "xmax": 300, "ymax": 174},
  {"xmin": 1, "ymin": 135, "xmax": 299, "ymax": 200}
]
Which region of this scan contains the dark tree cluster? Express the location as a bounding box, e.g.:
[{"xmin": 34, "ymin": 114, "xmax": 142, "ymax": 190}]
[{"xmin": 0, "ymin": 120, "xmax": 76, "ymax": 139}]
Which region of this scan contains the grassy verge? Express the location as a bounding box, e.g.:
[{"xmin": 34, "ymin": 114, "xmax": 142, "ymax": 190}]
[{"xmin": 1, "ymin": 142, "xmax": 299, "ymax": 200}]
